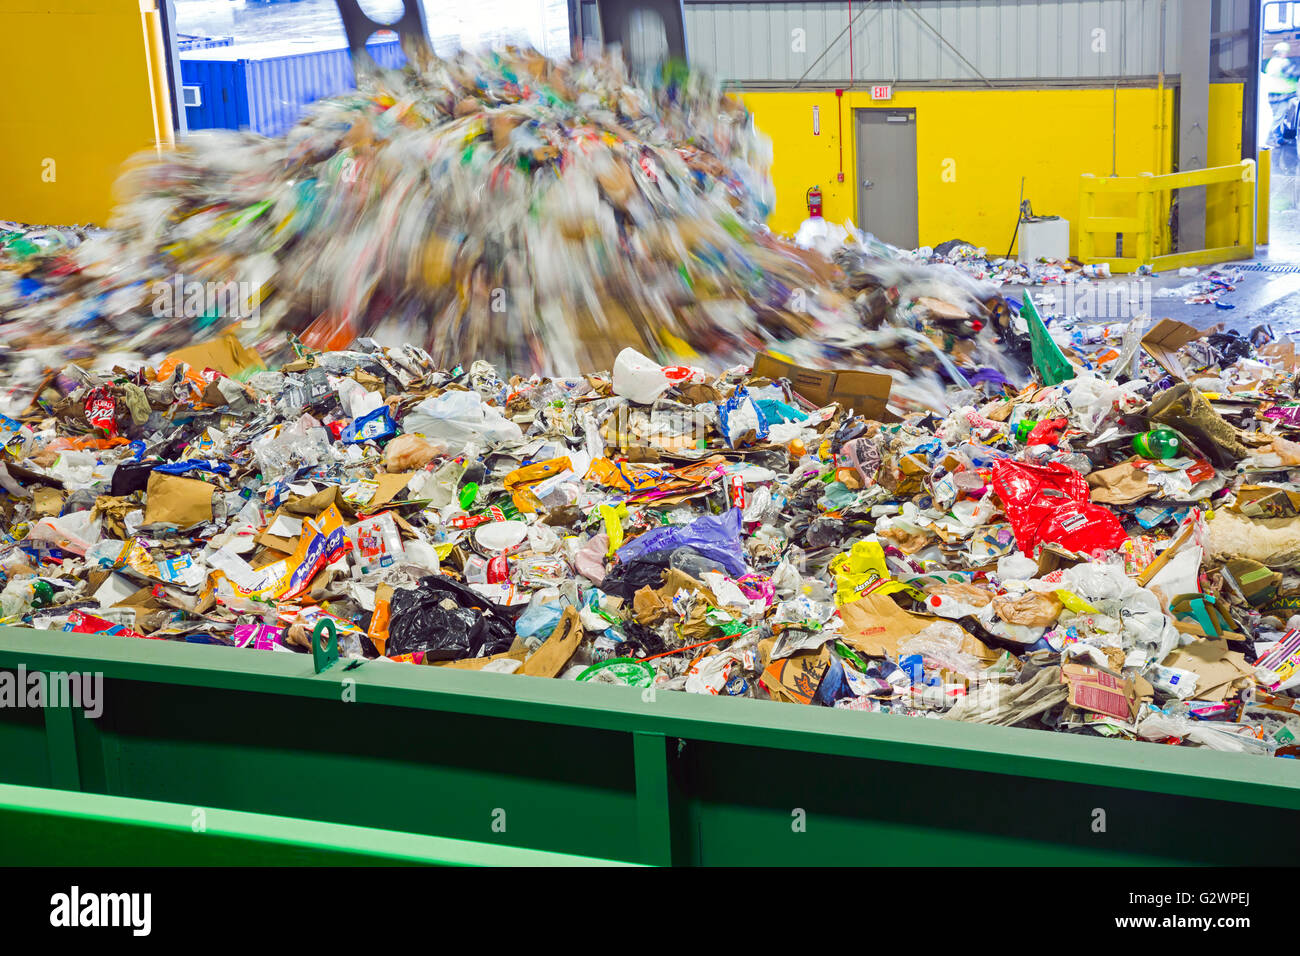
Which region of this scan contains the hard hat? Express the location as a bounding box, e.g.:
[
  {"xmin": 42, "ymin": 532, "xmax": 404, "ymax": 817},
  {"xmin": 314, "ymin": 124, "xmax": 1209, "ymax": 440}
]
[{"xmin": 1274, "ymin": 41, "xmax": 1292, "ymax": 57}]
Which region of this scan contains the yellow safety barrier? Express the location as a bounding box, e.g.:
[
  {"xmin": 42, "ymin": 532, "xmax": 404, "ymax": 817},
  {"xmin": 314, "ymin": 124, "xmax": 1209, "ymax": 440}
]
[{"xmin": 1078, "ymin": 160, "xmax": 1256, "ymax": 273}]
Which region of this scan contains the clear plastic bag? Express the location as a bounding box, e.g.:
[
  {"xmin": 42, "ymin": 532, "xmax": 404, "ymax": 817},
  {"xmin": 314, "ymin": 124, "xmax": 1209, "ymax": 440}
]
[{"xmin": 899, "ymin": 621, "xmax": 981, "ymax": 678}]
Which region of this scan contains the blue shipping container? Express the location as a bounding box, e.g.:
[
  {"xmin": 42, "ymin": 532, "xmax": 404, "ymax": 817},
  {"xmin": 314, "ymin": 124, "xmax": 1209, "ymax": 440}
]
[{"xmin": 180, "ymin": 36, "xmax": 407, "ymax": 137}]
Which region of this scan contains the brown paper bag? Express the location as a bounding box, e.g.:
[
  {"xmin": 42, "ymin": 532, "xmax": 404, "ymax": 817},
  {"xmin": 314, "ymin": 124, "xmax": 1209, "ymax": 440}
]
[
  {"xmin": 992, "ymin": 591, "xmax": 1064, "ymax": 627},
  {"xmin": 143, "ymin": 472, "xmax": 214, "ymax": 527},
  {"xmin": 435, "ymin": 648, "xmax": 528, "ymax": 670},
  {"xmin": 839, "ymin": 590, "xmax": 998, "ymax": 663},
  {"xmin": 1087, "ymin": 462, "xmax": 1153, "ymax": 505}
]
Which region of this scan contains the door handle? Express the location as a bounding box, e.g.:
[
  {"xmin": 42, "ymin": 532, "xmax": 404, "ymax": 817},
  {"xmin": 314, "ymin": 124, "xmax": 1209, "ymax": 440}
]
[{"xmin": 861, "ymin": 180, "xmax": 873, "ymax": 189}]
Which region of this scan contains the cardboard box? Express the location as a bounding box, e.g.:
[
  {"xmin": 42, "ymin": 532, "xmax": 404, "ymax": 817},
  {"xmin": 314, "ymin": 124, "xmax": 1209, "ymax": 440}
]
[
  {"xmin": 1141, "ymin": 319, "xmax": 1202, "ymax": 380},
  {"xmin": 752, "ymin": 351, "xmax": 896, "ymax": 422},
  {"xmin": 1260, "ymin": 342, "xmax": 1300, "ymax": 371},
  {"xmin": 1061, "ymin": 663, "xmax": 1141, "ymax": 721}
]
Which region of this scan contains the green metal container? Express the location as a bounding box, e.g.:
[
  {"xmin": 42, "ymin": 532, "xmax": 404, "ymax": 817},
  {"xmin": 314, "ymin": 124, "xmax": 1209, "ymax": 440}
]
[
  {"xmin": 0, "ymin": 783, "xmax": 632, "ymax": 866},
  {"xmin": 2, "ymin": 627, "xmax": 1299, "ymax": 865}
]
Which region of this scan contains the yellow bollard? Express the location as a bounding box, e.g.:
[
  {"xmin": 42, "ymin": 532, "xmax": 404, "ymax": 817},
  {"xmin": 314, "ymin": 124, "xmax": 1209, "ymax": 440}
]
[{"xmin": 1258, "ymin": 148, "xmax": 1271, "ymax": 249}]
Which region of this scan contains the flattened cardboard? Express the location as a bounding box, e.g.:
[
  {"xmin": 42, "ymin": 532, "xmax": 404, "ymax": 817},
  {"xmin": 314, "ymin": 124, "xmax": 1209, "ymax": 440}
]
[
  {"xmin": 519, "ymin": 606, "xmax": 582, "ymax": 678},
  {"xmin": 31, "ymin": 486, "xmax": 65, "ymax": 518},
  {"xmin": 367, "ymin": 471, "xmax": 415, "ymax": 510},
  {"xmin": 752, "ymin": 351, "xmax": 897, "ymax": 423},
  {"xmin": 1141, "ymin": 319, "xmax": 1201, "ymax": 380},
  {"xmin": 762, "ymin": 647, "xmax": 830, "ymax": 705},
  {"xmin": 1162, "ymin": 639, "xmax": 1254, "ymax": 702},
  {"xmin": 143, "ymin": 471, "xmax": 215, "ymax": 528}
]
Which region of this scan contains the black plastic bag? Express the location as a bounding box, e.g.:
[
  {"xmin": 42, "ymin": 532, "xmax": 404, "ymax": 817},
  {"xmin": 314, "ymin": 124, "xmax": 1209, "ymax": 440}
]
[
  {"xmin": 386, "ymin": 575, "xmax": 516, "ymax": 660},
  {"xmin": 599, "ymin": 554, "xmax": 671, "ymax": 601}
]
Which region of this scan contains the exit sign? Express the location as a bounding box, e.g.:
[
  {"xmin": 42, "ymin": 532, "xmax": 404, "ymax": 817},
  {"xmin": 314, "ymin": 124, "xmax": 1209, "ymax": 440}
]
[{"xmin": 871, "ymin": 85, "xmax": 892, "ymax": 100}]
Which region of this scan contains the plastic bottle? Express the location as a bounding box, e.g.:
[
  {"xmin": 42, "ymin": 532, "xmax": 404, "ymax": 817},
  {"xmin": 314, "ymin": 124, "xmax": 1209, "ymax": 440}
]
[
  {"xmin": 1132, "ymin": 427, "xmax": 1180, "ymax": 459},
  {"xmin": 926, "ymin": 593, "xmax": 981, "ymax": 619},
  {"xmin": 351, "ymin": 513, "xmax": 405, "ymax": 576}
]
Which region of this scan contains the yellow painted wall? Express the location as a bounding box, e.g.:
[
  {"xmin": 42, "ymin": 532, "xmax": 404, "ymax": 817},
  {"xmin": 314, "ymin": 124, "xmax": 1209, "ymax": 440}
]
[
  {"xmin": 742, "ymin": 84, "xmax": 1247, "ymax": 258},
  {"xmin": 0, "ymin": 0, "xmax": 172, "ymax": 226}
]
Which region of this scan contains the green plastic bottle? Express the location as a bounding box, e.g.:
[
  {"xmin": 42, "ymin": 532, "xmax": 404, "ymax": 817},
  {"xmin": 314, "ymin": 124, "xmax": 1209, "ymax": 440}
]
[{"xmin": 1132, "ymin": 427, "xmax": 1180, "ymax": 459}]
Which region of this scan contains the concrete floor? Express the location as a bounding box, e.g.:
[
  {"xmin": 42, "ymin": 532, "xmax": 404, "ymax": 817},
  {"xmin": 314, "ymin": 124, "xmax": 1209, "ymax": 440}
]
[{"xmin": 1018, "ymin": 169, "xmax": 1300, "ymax": 341}]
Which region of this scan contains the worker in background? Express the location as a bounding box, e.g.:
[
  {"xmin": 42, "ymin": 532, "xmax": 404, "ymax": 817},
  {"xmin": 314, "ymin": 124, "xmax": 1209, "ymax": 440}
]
[{"xmin": 1263, "ymin": 41, "xmax": 1300, "ymax": 148}]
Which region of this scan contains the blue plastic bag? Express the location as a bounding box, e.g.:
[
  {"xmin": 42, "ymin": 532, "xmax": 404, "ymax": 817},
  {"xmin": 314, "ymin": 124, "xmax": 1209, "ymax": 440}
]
[
  {"xmin": 754, "ymin": 399, "xmax": 807, "ymax": 425},
  {"xmin": 718, "ymin": 387, "xmax": 769, "ymax": 448},
  {"xmin": 615, "ymin": 508, "xmax": 747, "ymax": 577},
  {"xmin": 516, "ymin": 599, "xmax": 565, "ymax": 640},
  {"xmin": 152, "ymin": 459, "xmax": 232, "ymax": 477}
]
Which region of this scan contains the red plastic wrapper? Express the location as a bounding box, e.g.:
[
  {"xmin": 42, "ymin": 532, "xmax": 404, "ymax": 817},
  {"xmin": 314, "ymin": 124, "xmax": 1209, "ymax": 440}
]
[
  {"xmin": 1025, "ymin": 417, "xmax": 1068, "ymax": 446},
  {"xmin": 1036, "ymin": 500, "xmax": 1129, "ymax": 556},
  {"xmin": 63, "ymin": 609, "xmax": 151, "ymax": 639},
  {"xmin": 991, "ymin": 459, "xmax": 1090, "ymax": 555}
]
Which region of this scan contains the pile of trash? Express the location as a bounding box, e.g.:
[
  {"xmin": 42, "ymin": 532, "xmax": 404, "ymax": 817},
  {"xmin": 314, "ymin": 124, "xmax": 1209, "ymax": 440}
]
[
  {"xmin": 0, "ymin": 48, "xmax": 1298, "ymax": 758},
  {"xmin": 0, "ymin": 50, "xmax": 883, "ymax": 380},
  {"xmin": 0, "ymin": 313, "xmax": 1293, "ymax": 757}
]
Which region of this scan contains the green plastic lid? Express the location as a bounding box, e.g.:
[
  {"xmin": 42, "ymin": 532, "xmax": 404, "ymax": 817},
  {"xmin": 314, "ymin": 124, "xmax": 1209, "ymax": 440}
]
[{"xmin": 577, "ymin": 657, "xmax": 656, "ymax": 688}]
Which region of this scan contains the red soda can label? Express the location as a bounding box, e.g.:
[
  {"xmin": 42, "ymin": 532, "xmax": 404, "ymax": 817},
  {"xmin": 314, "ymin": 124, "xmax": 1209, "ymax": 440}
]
[{"xmin": 85, "ymin": 389, "xmax": 118, "ymax": 436}]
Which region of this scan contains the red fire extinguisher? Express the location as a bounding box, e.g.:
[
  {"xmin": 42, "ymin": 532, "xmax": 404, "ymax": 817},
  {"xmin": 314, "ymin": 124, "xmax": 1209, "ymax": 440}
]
[{"xmin": 806, "ymin": 185, "xmax": 823, "ymax": 219}]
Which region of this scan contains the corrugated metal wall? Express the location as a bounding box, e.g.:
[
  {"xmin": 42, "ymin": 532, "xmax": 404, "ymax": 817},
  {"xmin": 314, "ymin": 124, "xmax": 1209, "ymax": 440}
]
[
  {"xmin": 681, "ymin": 0, "xmax": 1253, "ymax": 86},
  {"xmin": 1212, "ymin": 0, "xmax": 1253, "ymax": 78}
]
